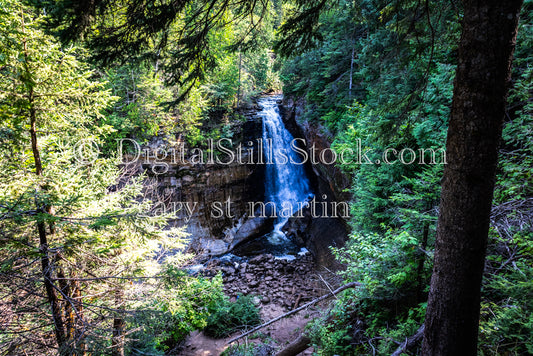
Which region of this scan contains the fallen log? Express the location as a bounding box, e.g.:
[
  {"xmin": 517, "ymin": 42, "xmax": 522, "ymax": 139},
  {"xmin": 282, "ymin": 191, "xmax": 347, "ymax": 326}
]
[{"xmin": 275, "ymin": 334, "xmax": 311, "ymax": 356}]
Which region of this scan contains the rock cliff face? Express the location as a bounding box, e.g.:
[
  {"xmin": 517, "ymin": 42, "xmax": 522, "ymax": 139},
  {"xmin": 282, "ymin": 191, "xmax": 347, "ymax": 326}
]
[
  {"xmin": 171, "ymin": 156, "xmax": 265, "ymax": 255},
  {"xmin": 134, "ymin": 106, "xmax": 267, "ymax": 256}
]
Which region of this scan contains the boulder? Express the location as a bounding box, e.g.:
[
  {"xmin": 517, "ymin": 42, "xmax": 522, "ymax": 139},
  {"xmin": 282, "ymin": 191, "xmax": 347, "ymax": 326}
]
[
  {"xmin": 228, "ymin": 216, "xmax": 273, "ymax": 250},
  {"xmin": 197, "ymin": 238, "xmax": 229, "ymax": 256}
]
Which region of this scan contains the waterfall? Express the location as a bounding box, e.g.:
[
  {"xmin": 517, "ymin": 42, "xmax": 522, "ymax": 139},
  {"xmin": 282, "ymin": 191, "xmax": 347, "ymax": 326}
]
[{"xmin": 259, "ymin": 96, "xmax": 312, "ymax": 241}]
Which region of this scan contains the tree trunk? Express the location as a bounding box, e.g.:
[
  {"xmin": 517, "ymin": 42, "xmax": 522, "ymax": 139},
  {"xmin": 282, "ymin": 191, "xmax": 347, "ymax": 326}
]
[
  {"xmin": 111, "ymin": 288, "xmax": 125, "ymax": 356},
  {"xmin": 31, "ymin": 92, "xmax": 67, "ymax": 353},
  {"xmin": 422, "ymin": 1, "xmax": 523, "ymax": 355},
  {"xmin": 72, "ymin": 277, "xmax": 86, "ymax": 356},
  {"xmin": 237, "ymin": 52, "xmax": 242, "ymax": 108},
  {"xmin": 23, "ymin": 15, "xmax": 67, "ymax": 349},
  {"xmin": 415, "ymin": 221, "xmax": 429, "ymax": 302},
  {"xmin": 349, "ymin": 45, "xmax": 355, "ymax": 98},
  {"xmin": 56, "ymin": 266, "xmax": 74, "ymax": 342},
  {"xmin": 57, "ymin": 264, "xmax": 86, "ymax": 355},
  {"xmin": 36, "ymin": 215, "xmax": 67, "ymax": 352}
]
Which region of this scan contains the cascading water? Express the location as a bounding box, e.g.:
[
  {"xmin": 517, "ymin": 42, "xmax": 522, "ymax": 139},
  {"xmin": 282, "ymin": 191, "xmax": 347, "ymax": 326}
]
[{"xmin": 259, "ymin": 95, "xmax": 313, "ymax": 244}]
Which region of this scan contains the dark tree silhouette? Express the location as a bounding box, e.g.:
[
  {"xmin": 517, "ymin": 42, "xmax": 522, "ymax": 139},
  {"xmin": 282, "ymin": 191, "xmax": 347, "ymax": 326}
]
[{"xmin": 422, "ymin": 1, "xmax": 523, "ymax": 354}]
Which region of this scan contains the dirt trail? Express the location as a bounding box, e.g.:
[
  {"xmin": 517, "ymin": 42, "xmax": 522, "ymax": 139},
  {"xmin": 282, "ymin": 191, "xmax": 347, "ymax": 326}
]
[{"xmin": 181, "ymin": 305, "xmax": 317, "ymax": 356}]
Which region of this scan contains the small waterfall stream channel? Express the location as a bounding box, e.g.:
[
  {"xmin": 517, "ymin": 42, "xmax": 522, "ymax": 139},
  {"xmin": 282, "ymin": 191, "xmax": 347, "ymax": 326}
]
[
  {"xmin": 184, "ymin": 94, "xmax": 321, "ymax": 284},
  {"xmin": 262, "ymin": 96, "xmax": 313, "ymax": 237},
  {"xmin": 186, "ymin": 94, "xmax": 316, "ymax": 268}
]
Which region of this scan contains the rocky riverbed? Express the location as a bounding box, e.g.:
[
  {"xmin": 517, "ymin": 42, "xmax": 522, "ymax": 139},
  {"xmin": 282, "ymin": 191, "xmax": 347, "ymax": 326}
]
[
  {"xmin": 196, "ymin": 251, "xmax": 326, "ymax": 310},
  {"xmin": 222, "ymin": 253, "xmax": 321, "ymax": 309}
]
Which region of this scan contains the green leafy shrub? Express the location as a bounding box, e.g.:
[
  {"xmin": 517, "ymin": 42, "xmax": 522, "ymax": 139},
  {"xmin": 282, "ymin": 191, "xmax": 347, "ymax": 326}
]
[
  {"xmin": 308, "ymin": 317, "xmax": 353, "ymax": 356},
  {"xmin": 129, "ymin": 271, "xmax": 227, "ymax": 353},
  {"xmin": 478, "ymin": 225, "xmax": 533, "ymax": 355},
  {"xmin": 204, "ymin": 295, "xmax": 262, "ymax": 338},
  {"xmin": 308, "ymin": 293, "xmax": 428, "ymax": 355},
  {"xmin": 479, "ymin": 302, "xmax": 533, "ymax": 355},
  {"xmin": 335, "ymin": 230, "xmax": 422, "ymax": 300}
]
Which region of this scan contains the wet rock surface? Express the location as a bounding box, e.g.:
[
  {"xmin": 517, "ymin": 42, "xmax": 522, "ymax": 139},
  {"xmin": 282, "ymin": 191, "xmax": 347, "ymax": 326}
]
[{"xmin": 228, "ymin": 216, "xmax": 274, "ymax": 250}]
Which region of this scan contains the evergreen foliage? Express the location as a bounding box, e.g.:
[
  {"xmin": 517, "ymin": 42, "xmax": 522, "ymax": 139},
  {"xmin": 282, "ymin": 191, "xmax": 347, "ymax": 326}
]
[{"xmin": 281, "ymin": 0, "xmax": 532, "ymax": 354}]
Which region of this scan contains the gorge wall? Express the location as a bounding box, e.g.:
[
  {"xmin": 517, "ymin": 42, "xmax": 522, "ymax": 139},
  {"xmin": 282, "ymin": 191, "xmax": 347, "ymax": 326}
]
[
  {"xmin": 279, "ymin": 100, "xmax": 352, "ymax": 266},
  {"xmin": 132, "ymin": 105, "xmax": 266, "ymax": 256}
]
